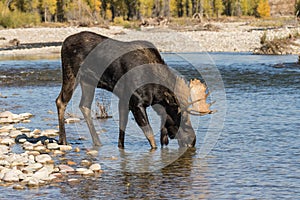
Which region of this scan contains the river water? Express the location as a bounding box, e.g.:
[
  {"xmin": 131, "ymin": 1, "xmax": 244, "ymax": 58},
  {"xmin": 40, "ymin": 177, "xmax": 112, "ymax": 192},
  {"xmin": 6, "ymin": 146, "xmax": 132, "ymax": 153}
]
[{"xmin": 0, "ymin": 52, "xmax": 299, "ymax": 199}]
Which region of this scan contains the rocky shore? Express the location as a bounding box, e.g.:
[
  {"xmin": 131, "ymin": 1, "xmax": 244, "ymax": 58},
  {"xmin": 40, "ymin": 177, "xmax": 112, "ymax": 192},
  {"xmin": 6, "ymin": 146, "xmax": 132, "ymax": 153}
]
[
  {"xmin": 0, "ymin": 22, "xmax": 299, "ymax": 56},
  {"xmin": 0, "ymin": 111, "xmax": 102, "ymax": 189}
]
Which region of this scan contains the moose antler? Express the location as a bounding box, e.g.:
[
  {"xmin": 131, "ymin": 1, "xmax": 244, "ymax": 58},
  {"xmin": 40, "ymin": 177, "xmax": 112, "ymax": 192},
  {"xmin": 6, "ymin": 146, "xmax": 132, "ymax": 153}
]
[{"xmin": 187, "ymin": 79, "xmax": 216, "ymax": 116}]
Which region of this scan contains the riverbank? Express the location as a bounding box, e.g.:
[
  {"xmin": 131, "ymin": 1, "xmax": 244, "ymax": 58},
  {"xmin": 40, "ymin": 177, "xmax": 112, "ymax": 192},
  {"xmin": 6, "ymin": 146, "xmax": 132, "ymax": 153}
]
[{"xmin": 0, "ymin": 22, "xmax": 299, "ymax": 56}]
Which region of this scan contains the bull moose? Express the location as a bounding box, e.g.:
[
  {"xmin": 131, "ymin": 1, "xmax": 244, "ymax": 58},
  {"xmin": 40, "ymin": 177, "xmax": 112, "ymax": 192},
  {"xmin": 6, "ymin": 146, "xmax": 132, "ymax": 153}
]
[{"xmin": 56, "ymin": 31, "xmax": 214, "ymax": 149}]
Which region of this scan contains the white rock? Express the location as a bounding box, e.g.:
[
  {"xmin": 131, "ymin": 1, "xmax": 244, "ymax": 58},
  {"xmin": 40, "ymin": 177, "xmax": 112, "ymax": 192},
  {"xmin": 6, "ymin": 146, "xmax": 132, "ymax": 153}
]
[
  {"xmin": 0, "ymin": 138, "xmax": 15, "ymax": 145},
  {"xmin": 23, "ymin": 163, "xmax": 43, "ymax": 173},
  {"xmin": 82, "ymin": 169, "xmax": 94, "ymax": 175},
  {"xmin": 75, "ymin": 168, "xmax": 88, "ymax": 174},
  {"xmin": 68, "ymin": 178, "xmax": 79, "ymax": 183},
  {"xmin": 3, "ymin": 169, "xmax": 22, "ymax": 182},
  {"xmin": 65, "ymin": 118, "xmax": 80, "ymax": 124},
  {"xmin": 0, "ymin": 125, "xmax": 14, "ymax": 131},
  {"xmin": 81, "ymin": 160, "xmax": 91, "ymax": 167},
  {"xmin": 18, "ymin": 138, "xmax": 27, "ymax": 143},
  {"xmin": 19, "ymin": 113, "xmax": 33, "ymax": 119},
  {"xmin": 34, "ymin": 146, "xmax": 46, "ymax": 152},
  {"xmin": 9, "ymin": 130, "xmax": 22, "ymax": 138},
  {"xmin": 31, "ymin": 129, "xmax": 41, "ymax": 135},
  {"xmin": 59, "ymin": 145, "xmax": 72, "ymax": 151},
  {"xmin": 0, "ymin": 132, "xmax": 9, "ymax": 136},
  {"xmin": 47, "ymin": 143, "xmax": 59, "ymax": 150},
  {"xmin": 20, "ymin": 128, "xmax": 31, "ymax": 132},
  {"xmin": 58, "ymin": 164, "xmax": 75, "ymax": 173},
  {"xmin": 0, "ymin": 111, "xmax": 13, "ymax": 118},
  {"xmin": 41, "ymin": 129, "xmax": 59, "ymax": 137},
  {"xmin": 26, "ymin": 151, "xmax": 40, "ymax": 156},
  {"xmin": 26, "ymin": 177, "xmax": 39, "ymax": 187},
  {"xmin": 32, "ymin": 167, "xmax": 50, "ymax": 180},
  {"xmin": 86, "ymin": 150, "xmax": 98, "ymax": 156},
  {"xmin": 89, "ymin": 163, "xmax": 101, "ymax": 171},
  {"xmin": 0, "ymin": 145, "xmax": 10, "ymax": 155},
  {"xmin": 0, "ymin": 160, "xmax": 10, "ymax": 166},
  {"xmin": 52, "ymin": 150, "xmax": 64, "ymax": 155},
  {"xmin": 35, "ymin": 154, "xmax": 52, "ymax": 163},
  {"xmin": 0, "ymin": 167, "xmax": 10, "ymax": 179}
]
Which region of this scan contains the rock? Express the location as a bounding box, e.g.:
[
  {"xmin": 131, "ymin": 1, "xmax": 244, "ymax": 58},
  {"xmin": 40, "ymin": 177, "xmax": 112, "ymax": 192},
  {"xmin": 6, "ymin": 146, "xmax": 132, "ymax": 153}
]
[
  {"xmin": 68, "ymin": 178, "xmax": 80, "ymax": 183},
  {"xmin": 59, "ymin": 145, "xmax": 72, "ymax": 151},
  {"xmin": 74, "ymin": 147, "xmax": 80, "ymax": 152},
  {"xmin": 89, "ymin": 163, "xmax": 101, "ymax": 171},
  {"xmin": 19, "ymin": 113, "xmax": 33, "ymax": 119},
  {"xmin": 58, "ymin": 164, "xmax": 75, "ymax": 173},
  {"xmin": 66, "ymin": 160, "xmax": 76, "ymax": 165},
  {"xmin": 65, "ymin": 117, "xmax": 80, "ymax": 124},
  {"xmin": 41, "ymin": 129, "xmax": 59, "ymax": 137},
  {"xmin": 9, "ymin": 130, "xmax": 22, "ymax": 138},
  {"xmin": 13, "ymin": 184, "xmax": 25, "ymax": 190},
  {"xmin": 0, "ymin": 125, "xmax": 14, "ymax": 132},
  {"xmin": 0, "ymin": 138, "xmax": 15, "ymax": 146},
  {"xmin": 35, "ymin": 154, "xmax": 52, "ymax": 163},
  {"xmin": 26, "ymin": 151, "xmax": 40, "ymax": 156},
  {"xmin": 86, "ymin": 150, "xmax": 98, "ymax": 156},
  {"xmin": 22, "ymin": 163, "xmax": 43, "ymax": 173},
  {"xmin": 26, "ymin": 177, "xmax": 39, "ymax": 187},
  {"xmin": 52, "ymin": 150, "xmax": 64, "ymax": 155},
  {"xmin": 0, "ymin": 145, "xmax": 10, "ymax": 155},
  {"xmin": 34, "ymin": 146, "xmax": 46, "ymax": 152},
  {"xmin": 80, "ymin": 160, "xmax": 91, "ymax": 167},
  {"xmin": 3, "ymin": 169, "xmax": 22, "ymax": 182},
  {"xmin": 31, "ymin": 129, "xmax": 41, "ymax": 135},
  {"xmin": 20, "ymin": 128, "xmax": 31, "ymax": 132},
  {"xmin": 18, "ymin": 138, "xmax": 27, "ymax": 144},
  {"xmin": 75, "ymin": 167, "xmax": 88, "ymax": 174},
  {"xmin": 0, "ymin": 160, "xmax": 10, "ymax": 166},
  {"xmin": 0, "ymin": 111, "xmax": 13, "ymax": 118},
  {"xmin": 32, "ymin": 167, "xmax": 50, "ymax": 180},
  {"xmin": 82, "ymin": 169, "xmax": 94, "ymax": 176},
  {"xmin": 0, "ymin": 132, "xmax": 9, "ymax": 136},
  {"xmin": 47, "ymin": 143, "xmax": 59, "ymax": 150}
]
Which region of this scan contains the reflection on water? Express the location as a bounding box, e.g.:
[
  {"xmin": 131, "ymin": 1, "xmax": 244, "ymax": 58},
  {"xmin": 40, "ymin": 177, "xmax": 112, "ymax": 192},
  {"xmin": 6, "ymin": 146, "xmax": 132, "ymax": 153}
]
[{"xmin": 0, "ymin": 53, "xmax": 299, "ymax": 199}]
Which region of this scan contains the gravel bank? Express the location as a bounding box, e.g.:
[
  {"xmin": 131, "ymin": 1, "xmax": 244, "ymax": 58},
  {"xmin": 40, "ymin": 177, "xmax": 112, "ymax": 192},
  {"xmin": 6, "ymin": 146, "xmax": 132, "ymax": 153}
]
[{"xmin": 0, "ymin": 22, "xmax": 299, "ymax": 56}]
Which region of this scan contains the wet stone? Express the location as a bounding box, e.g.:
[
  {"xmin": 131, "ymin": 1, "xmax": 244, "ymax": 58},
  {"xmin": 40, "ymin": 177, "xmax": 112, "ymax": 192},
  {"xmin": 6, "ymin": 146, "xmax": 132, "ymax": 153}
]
[
  {"xmin": 89, "ymin": 163, "xmax": 101, "ymax": 171},
  {"xmin": 58, "ymin": 164, "xmax": 75, "ymax": 173},
  {"xmin": 47, "ymin": 143, "xmax": 59, "ymax": 150},
  {"xmin": 35, "ymin": 154, "xmax": 52, "ymax": 164}
]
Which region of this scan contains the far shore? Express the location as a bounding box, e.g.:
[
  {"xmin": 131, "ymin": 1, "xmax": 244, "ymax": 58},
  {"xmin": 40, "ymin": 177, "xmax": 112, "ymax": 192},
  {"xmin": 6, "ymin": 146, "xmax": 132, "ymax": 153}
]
[{"xmin": 0, "ymin": 22, "xmax": 299, "ymax": 57}]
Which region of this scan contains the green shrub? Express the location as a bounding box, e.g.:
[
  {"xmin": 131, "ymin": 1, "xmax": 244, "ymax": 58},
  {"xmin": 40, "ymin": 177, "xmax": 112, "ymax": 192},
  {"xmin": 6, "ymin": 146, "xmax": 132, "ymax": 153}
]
[{"xmin": 0, "ymin": 5, "xmax": 40, "ymax": 28}]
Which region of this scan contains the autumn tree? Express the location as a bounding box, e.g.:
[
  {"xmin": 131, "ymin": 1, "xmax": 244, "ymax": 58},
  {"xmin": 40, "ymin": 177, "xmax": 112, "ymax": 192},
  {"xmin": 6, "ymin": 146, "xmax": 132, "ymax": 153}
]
[
  {"xmin": 256, "ymin": 0, "xmax": 270, "ymax": 17},
  {"xmin": 202, "ymin": 0, "xmax": 212, "ymax": 18},
  {"xmin": 213, "ymin": 0, "xmax": 224, "ymax": 17}
]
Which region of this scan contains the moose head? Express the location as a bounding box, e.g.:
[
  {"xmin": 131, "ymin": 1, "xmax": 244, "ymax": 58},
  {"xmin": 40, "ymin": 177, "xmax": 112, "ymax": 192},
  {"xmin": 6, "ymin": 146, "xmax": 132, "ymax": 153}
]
[{"xmin": 158, "ymin": 77, "xmax": 216, "ymax": 148}]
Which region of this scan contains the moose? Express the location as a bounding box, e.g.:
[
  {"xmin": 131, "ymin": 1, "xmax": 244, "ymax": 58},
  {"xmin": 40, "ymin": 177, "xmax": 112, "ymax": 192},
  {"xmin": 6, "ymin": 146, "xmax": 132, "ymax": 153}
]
[{"xmin": 56, "ymin": 31, "xmax": 214, "ymax": 149}]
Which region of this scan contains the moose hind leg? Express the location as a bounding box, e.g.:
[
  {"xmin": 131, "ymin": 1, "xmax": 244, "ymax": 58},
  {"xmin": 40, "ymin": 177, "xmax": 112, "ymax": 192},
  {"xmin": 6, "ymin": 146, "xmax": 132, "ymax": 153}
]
[
  {"xmin": 132, "ymin": 105, "xmax": 157, "ymax": 149},
  {"xmin": 79, "ymin": 82, "xmax": 101, "ymax": 146},
  {"xmin": 56, "ymin": 79, "xmax": 75, "ymax": 145}
]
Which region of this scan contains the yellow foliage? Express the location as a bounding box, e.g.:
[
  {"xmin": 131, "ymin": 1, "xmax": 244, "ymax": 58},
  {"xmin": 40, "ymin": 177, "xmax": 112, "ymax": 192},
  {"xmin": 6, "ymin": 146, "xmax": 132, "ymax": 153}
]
[
  {"xmin": 257, "ymin": 0, "xmax": 270, "ymax": 18},
  {"xmin": 87, "ymin": 0, "xmax": 101, "ymax": 12},
  {"xmin": 140, "ymin": 0, "xmax": 154, "ymax": 17}
]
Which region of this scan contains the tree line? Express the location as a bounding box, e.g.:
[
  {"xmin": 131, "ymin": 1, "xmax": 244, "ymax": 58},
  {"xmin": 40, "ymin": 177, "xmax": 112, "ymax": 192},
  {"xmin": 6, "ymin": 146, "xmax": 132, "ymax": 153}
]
[{"xmin": 0, "ymin": 0, "xmax": 292, "ymax": 28}]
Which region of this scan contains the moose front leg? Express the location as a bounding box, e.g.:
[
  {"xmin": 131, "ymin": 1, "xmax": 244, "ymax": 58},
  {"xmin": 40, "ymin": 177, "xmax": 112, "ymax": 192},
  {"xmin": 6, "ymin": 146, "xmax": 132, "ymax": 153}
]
[
  {"xmin": 118, "ymin": 102, "xmax": 129, "ymax": 149},
  {"xmin": 79, "ymin": 82, "xmax": 101, "ymax": 146},
  {"xmin": 132, "ymin": 105, "xmax": 157, "ymax": 149}
]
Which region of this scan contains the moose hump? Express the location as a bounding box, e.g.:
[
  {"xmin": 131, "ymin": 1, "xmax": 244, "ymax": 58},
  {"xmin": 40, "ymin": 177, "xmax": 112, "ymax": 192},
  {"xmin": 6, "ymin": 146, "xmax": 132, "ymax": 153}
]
[{"xmin": 189, "ymin": 79, "xmax": 215, "ymax": 115}]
